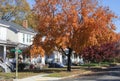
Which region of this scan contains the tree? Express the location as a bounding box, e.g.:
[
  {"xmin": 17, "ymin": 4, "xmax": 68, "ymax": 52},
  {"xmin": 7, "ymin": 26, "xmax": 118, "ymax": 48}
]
[
  {"xmin": 0, "ymin": 0, "xmax": 33, "ymax": 26},
  {"xmin": 26, "ymin": 12, "xmax": 38, "ymax": 28},
  {"xmin": 31, "ymin": 0, "xmax": 118, "ymax": 71},
  {"xmin": 81, "ymin": 41, "xmax": 118, "ymax": 63}
]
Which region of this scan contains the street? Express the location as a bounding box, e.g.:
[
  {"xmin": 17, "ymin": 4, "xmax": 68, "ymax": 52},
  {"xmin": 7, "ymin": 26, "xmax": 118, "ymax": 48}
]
[{"xmin": 60, "ymin": 66, "xmax": 120, "ymax": 81}]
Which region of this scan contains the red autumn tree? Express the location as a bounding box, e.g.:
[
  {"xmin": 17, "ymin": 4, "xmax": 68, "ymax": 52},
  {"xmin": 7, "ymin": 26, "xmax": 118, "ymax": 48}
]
[
  {"xmin": 81, "ymin": 42, "xmax": 118, "ymax": 63},
  {"xmin": 31, "ymin": 0, "xmax": 118, "ymax": 71}
]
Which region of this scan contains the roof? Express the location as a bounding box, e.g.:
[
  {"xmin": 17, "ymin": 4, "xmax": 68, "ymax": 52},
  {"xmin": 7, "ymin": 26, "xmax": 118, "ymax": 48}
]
[{"xmin": 0, "ymin": 20, "xmax": 36, "ymax": 34}]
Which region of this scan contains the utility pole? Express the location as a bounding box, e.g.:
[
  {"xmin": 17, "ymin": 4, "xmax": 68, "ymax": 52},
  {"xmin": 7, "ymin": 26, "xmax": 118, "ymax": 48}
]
[{"xmin": 15, "ymin": 45, "xmax": 19, "ymax": 79}]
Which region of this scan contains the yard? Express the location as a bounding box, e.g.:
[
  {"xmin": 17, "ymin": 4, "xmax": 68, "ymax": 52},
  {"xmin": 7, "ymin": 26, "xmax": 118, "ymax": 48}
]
[{"xmin": 0, "ymin": 62, "xmax": 119, "ymax": 81}]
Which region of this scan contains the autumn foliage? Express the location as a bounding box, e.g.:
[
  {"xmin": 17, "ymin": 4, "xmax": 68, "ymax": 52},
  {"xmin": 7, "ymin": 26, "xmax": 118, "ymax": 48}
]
[
  {"xmin": 30, "ymin": 0, "xmax": 118, "ymax": 57},
  {"xmin": 30, "ymin": 45, "xmax": 45, "ymax": 57},
  {"xmin": 80, "ymin": 42, "xmax": 118, "ymax": 63}
]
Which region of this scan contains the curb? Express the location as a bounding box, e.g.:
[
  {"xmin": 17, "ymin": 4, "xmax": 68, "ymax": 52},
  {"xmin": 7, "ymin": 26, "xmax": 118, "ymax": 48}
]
[{"xmin": 36, "ymin": 77, "xmax": 61, "ymax": 81}]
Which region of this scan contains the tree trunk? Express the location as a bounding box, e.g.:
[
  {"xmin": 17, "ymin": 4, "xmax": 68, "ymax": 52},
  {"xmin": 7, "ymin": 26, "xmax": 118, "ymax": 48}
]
[
  {"xmin": 88, "ymin": 61, "xmax": 91, "ymax": 69},
  {"xmin": 60, "ymin": 47, "xmax": 72, "ymax": 72},
  {"xmin": 67, "ymin": 48, "xmax": 72, "ymax": 72},
  {"xmin": 67, "ymin": 53, "xmax": 71, "ymax": 71}
]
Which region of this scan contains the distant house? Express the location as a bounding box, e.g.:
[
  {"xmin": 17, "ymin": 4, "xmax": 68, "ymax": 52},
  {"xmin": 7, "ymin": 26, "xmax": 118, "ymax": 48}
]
[
  {"xmin": 45, "ymin": 50, "xmax": 63, "ymax": 64},
  {"xmin": 0, "ymin": 20, "xmax": 36, "ymax": 61},
  {"xmin": 45, "ymin": 48, "xmax": 82, "ymax": 65}
]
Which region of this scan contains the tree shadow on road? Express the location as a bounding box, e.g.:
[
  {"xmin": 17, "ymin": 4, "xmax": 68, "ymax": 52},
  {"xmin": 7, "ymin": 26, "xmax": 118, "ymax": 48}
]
[
  {"xmin": 76, "ymin": 66, "xmax": 120, "ymax": 81},
  {"xmin": 97, "ymin": 80, "xmax": 120, "ymax": 81}
]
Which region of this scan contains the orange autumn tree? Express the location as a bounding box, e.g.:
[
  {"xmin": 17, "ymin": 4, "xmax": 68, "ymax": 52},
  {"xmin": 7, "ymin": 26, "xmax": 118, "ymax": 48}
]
[{"xmin": 31, "ymin": 0, "xmax": 118, "ymax": 71}]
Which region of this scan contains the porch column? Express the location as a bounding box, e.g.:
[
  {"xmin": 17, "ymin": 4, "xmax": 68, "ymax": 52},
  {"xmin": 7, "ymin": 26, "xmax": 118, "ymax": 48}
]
[
  {"xmin": 59, "ymin": 52, "xmax": 63, "ymax": 64},
  {"xmin": 77, "ymin": 56, "xmax": 80, "ymax": 63},
  {"xmin": 3, "ymin": 45, "xmax": 7, "ymax": 61},
  {"xmin": 71, "ymin": 53, "xmax": 75, "ymax": 63},
  {"xmin": 41, "ymin": 56, "xmax": 45, "ymax": 65}
]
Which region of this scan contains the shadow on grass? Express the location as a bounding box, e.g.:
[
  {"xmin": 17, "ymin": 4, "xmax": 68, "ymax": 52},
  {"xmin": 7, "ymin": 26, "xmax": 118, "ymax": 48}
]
[
  {"xmin": 18, "ymin": 67, "xmax": 67, "ymax": 73},
  {"xmin": 18, "ymin": 65, "xmax": 85, "ymax": 73}
]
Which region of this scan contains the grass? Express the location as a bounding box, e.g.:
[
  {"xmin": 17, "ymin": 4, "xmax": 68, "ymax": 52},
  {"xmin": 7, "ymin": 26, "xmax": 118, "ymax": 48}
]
[
  {"xmin": 0, "ymin": 62, "xmax": 118, "ymax": 80},
  {"xmin": 0, "ymin": 71, "xmax": 43, "ymax": 80},
  {"xmin": 0, "ymin": 68, "xmax": 69, "ymax": 80},
  {"xmin": 0, "ymin": 67, "xmax": 86, "ymax": 80},
  {"xmin": 46, "ymin": 72, "xmax": 68, "ymax": 77},
  {"xmin": 45, "ymin": 69, "xmax": 87, "ymax": 77},
  {"xmin": 79, "ymin": 62, "xmax": 114, "ymax": 67}
]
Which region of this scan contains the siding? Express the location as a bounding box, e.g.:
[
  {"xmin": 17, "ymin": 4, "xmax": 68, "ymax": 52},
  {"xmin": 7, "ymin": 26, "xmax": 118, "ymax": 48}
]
[
  {"xmin": 0, "ymin": 27, "xmax": 7, "ymax": 41},
  {"xmin": 6, "ymin": 28, "xmax": 18, "ymax": 42}
]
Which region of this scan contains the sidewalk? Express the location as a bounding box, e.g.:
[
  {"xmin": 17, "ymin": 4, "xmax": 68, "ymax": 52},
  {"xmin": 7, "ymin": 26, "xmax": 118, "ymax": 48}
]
[
  {"xmin": 13, "ymin": 70, "xmax": 92, "ymax": 81},
  {"xmin": 13, "ymin": 74, "xmax": 63, "ymax": 81}
]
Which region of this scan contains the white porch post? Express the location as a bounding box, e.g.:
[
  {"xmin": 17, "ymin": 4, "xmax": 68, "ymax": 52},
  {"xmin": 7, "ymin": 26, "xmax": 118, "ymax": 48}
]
[
  {"xmin": 3, "ymin": 45, "xmax": 7, "ymax": 61},
  {"xmin": 59, "ymin": 52, "xmax": 62, "ymax": 64},
  {"xmin": 41, "ymin": 56, "xmax": 45, "ymax": 65},
  {"xmin": 77, "ymin": 56, "xmax": 80, "ymax": 63},
  {"xmin": 71, "ymin": 53, "xmax": 74, "ymax": 63}
]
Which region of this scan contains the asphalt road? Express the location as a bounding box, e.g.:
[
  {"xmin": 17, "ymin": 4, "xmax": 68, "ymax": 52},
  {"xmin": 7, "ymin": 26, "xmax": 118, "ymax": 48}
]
[{"xmin": 60, "ymin": 66, "xmax": 120, "ymax": 81}]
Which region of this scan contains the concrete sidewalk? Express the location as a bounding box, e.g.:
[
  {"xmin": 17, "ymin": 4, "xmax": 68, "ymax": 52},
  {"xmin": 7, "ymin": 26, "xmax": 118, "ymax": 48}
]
[
  {"xmin": 13, "ymin": 71, "xmax": 91, "ymax": 81},
  {"xmin": 13, "ymin": 74, "xmax": 62, "ymax": 81}
]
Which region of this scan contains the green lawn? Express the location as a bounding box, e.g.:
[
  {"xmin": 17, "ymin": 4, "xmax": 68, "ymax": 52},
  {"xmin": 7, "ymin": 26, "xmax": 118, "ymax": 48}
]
[{"xmin": 79, "ymin": 62, "xmax": 116, "ymax": 67}]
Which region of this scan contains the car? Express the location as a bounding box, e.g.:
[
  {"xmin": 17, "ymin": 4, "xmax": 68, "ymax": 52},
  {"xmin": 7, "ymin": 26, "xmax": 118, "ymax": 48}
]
[{"xmin": 48, "ymin": 62, "xmax": 64, "ymax": 68}]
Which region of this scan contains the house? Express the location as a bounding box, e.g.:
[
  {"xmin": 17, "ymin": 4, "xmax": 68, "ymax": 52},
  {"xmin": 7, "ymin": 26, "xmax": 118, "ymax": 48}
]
[
  {"xmin": 45, "ymin": 48, "xmax": 83, "ymax": 65},
  {"xmin": 0, "ymin": 20, "xmax": 36, "ymax": 61},
  {"xmin": 45, "ymin": 50, "xmax": 63, "ymax": 64},
  {"xmin": 0, "ymin": 20, "xmax": 82, "ymax": 67}
]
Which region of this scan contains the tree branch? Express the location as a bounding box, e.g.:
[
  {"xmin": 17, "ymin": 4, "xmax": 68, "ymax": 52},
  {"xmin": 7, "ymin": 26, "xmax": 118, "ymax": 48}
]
[{"xmin": 57, "ymin": 46, "xmax": 68, "ymax": 56}]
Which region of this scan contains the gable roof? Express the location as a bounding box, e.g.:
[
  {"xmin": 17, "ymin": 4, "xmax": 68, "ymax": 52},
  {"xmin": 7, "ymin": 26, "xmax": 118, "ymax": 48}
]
[{"xmin": 0, "ymin": 20, "xmax": 36, "ymax": 34}]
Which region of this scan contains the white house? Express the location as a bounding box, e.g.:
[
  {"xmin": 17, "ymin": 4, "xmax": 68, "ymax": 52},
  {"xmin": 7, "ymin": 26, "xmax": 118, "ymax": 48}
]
[
  {"xmin": 45, "ymin": 50, "xmax": 63, "ymax": 64},
  {"xmin": 0, "ymin": 20, "xmax": 82, "ymax": 67},
  {"xmin": 45, "ymin": 48, "xmax": 82, "ymax": 65},
  {"xmin": 0, "ymin": 20, "xmax": 36, "ymax": 61}
]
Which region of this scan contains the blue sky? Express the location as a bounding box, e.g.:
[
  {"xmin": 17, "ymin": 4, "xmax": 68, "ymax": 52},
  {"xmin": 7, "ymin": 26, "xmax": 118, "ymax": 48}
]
[
  {"xmin": 27, "ymin": 0, "xmax": 120, "ymax": 33},
  {"xmin": 27, "ymin": 0, "xmax": 35, "ymax": 7},
  {"xmin": 101, "ymin": 0, "xmax": 120, "ymax": 33}
]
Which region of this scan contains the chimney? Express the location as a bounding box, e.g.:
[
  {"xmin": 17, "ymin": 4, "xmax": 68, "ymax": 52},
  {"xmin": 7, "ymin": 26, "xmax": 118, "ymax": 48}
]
[{"xmin": 22, "ymin": 20, "xmax": 28, "ymax": 28}]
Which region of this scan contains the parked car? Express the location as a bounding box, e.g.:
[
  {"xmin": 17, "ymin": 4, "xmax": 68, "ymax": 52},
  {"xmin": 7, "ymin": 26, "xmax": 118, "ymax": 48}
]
[{"xmin": 48, "ymin": 62, "xmax": 64, "ymax": 68}]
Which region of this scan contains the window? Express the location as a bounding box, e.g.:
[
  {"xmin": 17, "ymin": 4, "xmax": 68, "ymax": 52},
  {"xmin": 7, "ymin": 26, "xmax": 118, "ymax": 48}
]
[
  {"xmin": 27, "ymin": 34, "xmax": 29, "ymax": 43},
  {"xmin": 0, "ymin": 28, "xmax": 1, "ymax": 35},
  {"xmin": 23, "ymin": 34, "xmax": 25, "ymax": 43},
  {"xmin": 30, "ymin": 35, "xmax": 33, "ymax": 43},
  {"xmin": 29, "ymin": 35, "xmax": 31, "ymax": 43}
]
